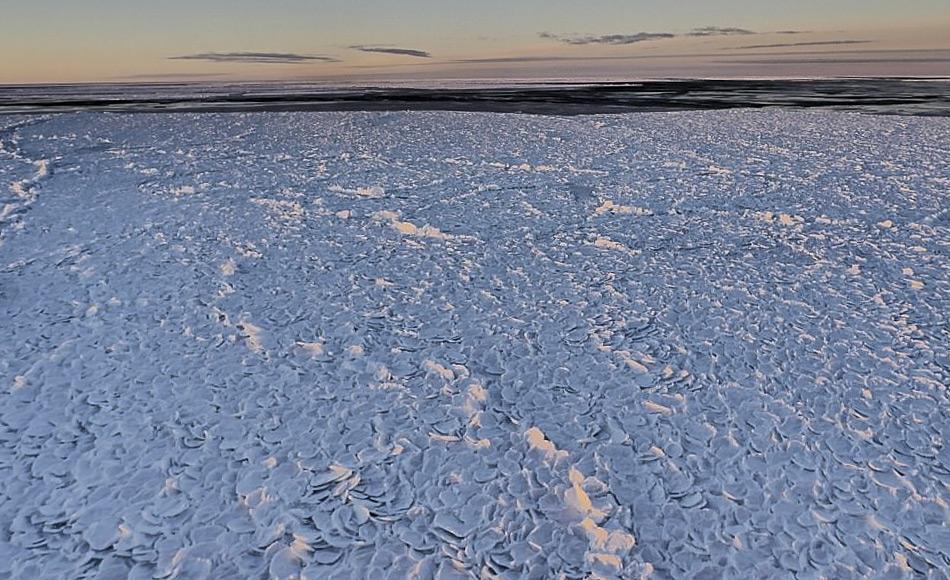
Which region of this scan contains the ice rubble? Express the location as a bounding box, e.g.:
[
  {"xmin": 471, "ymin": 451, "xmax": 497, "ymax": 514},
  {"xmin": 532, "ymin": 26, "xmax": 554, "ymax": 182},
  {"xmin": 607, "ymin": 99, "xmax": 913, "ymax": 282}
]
[{"xmin": 0, "ymin": 109, "xmax": 948, "ymax": 578}]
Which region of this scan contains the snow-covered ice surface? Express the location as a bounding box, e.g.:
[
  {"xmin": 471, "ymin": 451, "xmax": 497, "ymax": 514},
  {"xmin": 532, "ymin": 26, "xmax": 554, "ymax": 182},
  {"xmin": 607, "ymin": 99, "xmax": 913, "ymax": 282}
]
[{"xmin": 0, "ymin": 110, "xmax": 948, "ymax": 579}]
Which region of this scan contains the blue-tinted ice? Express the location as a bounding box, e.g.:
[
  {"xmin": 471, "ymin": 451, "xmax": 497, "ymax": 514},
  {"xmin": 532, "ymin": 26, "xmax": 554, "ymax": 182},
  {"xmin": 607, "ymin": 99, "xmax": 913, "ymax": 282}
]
[{"xmin": 0, "ymin": 110, "xmax": 948, "ymax": 578}]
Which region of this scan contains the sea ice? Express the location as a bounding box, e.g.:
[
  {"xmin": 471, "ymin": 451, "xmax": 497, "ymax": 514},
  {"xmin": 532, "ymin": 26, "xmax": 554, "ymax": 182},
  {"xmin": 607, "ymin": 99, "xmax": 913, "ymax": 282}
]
[{"xmin": 0, "ymin": 109, "xmax": 947, "ymax": 578}]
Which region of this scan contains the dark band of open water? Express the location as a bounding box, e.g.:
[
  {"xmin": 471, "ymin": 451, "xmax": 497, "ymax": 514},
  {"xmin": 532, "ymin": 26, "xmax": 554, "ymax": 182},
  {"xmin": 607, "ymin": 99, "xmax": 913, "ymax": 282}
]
[{"xmin": 1, "ymin": 78, "xmax": 948, "ymax": 116}]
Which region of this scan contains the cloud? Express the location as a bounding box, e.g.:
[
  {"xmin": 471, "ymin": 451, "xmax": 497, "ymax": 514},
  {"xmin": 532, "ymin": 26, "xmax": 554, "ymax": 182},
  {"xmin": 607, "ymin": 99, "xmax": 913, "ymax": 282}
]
[
  {"xmin": 687, "ymin": 26, "xmax": 755, "ymax": 37},
  {"xmin": 451, "ymin": 47, "xmax": 912, "ymax": 66},
  {"xmin": 721, "ymin": 56, "xmax": 950, "ymax": 65},
  {"xmin": 454, "ymin": 52, "xmax": 734, "ymax": 64},
  {"xmin": 537, "ymin": 27, "xmax": 826, "ymax": 47},
  {"xmin": 730, "ymin": 40, "xmax": 872, "ymax": 50},
  {"xmin": 350, "ymin": 45, "xmax": 431, "ymax": 58},
  {"xmin": 454, "ymin": 55, "xmax": 600, "ymax": 64},
  {"xmin": 169, "ymin": 52, "xmax": 338, "ymax": 64},
  {"xmin": 539, "ymin": 31, "xmax": 675, "ymax": 45},
  {"xmin": 120, "ymin": 72, "xmax": 231, "ymax": 79}
]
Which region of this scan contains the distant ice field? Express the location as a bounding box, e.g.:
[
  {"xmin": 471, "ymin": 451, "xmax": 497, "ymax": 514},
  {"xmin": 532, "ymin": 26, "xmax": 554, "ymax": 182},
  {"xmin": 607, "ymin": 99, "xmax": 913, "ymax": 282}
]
[
  {"xmin": 0, "ymin": 110, "xmax": 948, "ymax": 578},
  {"xmin": 2, "ymin": 78, "xmax": 948, "ymax": 116}
]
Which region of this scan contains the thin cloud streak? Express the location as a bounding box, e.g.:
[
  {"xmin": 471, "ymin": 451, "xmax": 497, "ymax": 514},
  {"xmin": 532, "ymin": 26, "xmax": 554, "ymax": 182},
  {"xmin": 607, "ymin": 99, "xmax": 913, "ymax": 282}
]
[
  {"xmin": 349, "ymin": 46, "xmax": 431, "ymax": 58},
  {"xmin": 455, "ymin": 55, "xmax": 613, "ymax": 64},
  {"xmin": 722, "ymin": 57, "xmax": 950, "ymax": 64},
  {"xmin": 450, "ymin": 48, "xmax": 934, "ymax": 66},
  {"xmin": 687, "ymin": 26, "xmax": 754, "ymax": 36},
  {"xmin": 539, "ymin": 32, "xmax": 675, "ymax": 45},
  {"xmin": 730, "ymin": 40, "xmax": 873, "ymax": 50},
  {"xmin": 120, "ymin": 72, "xmax": 231, "ymax": 79},
  {"xmin": 169, "ymin": 52, "xmax": 338, "ymax": 64},
  {"xmin": 540, "ymin": 27, "xmax": 821, "ymax": 47}
]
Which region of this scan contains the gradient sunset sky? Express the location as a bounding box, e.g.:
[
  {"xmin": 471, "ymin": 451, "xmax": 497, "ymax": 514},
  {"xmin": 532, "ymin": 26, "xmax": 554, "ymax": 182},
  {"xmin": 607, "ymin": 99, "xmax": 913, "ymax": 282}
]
[{"xmin": 2, "ymin": 0, "xmax": 949, "ymax": 84}]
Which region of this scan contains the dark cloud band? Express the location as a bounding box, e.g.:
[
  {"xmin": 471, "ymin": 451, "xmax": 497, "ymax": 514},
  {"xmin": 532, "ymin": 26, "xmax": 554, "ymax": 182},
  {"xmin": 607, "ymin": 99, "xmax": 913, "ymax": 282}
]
[
  {"xmin": 169, "ymin": 52, "xmax": 338, "ymax": 64},
  {"xmin": 539, "ymin": 32, "xmax": 675, "ymax": 45},
  {"xmin": 687, "ymin": 27, "xmax": 754, "ymax": 37},
  {"xmin": 540, "ymin": 27, "xmax": 825, "ymax": 47},
  {"xmin": 350, "ymin": 46, "xmax": 431, "ymax": 58}
]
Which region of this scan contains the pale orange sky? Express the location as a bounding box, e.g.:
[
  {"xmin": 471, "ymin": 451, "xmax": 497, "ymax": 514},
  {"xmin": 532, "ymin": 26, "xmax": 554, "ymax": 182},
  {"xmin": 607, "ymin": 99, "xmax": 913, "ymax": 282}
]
[{"xmin": 2, "ymin": 1, "xmax": 948, "ymax": 84}]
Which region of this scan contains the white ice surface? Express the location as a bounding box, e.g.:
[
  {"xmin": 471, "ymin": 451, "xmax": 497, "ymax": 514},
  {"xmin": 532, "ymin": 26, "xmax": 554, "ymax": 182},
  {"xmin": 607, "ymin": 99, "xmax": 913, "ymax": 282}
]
[{"xmin": 0, "ymin": 110, "xmax": 948, "ymax": 579}]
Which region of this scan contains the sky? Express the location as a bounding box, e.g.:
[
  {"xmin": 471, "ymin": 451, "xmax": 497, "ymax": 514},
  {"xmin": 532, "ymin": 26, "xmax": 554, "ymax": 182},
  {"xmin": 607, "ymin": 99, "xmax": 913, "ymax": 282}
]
[{"xmin": 1, "ymin": 0, "xmax": 949, "ymax": 84}]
